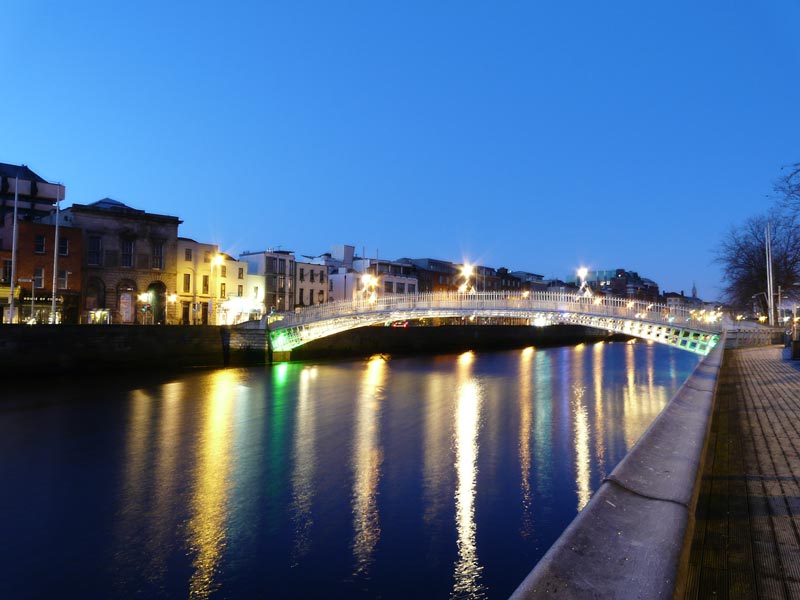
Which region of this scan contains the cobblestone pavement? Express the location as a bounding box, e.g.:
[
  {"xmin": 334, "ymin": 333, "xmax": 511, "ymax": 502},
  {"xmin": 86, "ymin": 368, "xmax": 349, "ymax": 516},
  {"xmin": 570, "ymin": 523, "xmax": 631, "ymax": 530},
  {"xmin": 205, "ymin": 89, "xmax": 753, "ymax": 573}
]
[{"xmin": 686, "ymin": 346, "xmax": 800, "ymax": 599}]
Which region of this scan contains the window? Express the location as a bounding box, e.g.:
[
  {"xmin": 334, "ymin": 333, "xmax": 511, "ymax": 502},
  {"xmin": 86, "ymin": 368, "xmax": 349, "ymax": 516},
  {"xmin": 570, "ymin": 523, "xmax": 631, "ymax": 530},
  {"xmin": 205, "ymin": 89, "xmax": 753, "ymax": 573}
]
[
  {"xmin": 299, "ymin": 288, "xmax": 305, "ymax": 305},
  {"xmin": 319, "ymin": 270, "xmax": 325, "ymax": 283},
  {"xmin": 202, "ymin": 275, "xmax": 209, "ymax": 295},
  {"xmin": 121, "ymin": 239, "xmax": 134, "ymax": 267},
  {"xmin": 58, "ymin": 237, "xmax": 69, "ymax": 256},
  {"xmin": 57, "ymin": 270, "xmax": 69, "ymax": 289},
  {"xmin": 299, "ymin": 268, "xmax": 305, "ymax": 282},
  {"xmin": 278, "ymin": 259, "xmax": 286, "ymax": 274},
  {"xmin": 185, "ymin": 248, "xmax": 192, "ymax": 261},
  {"xmin": 238, "ymin": 267, "xmax": 244, "ymax": 279},
  {"xmin": 384, "ymin": 281, "xmax": 394, "ymax": 293},
  {"xmin": 397, "ymin": 282, "xmax": 405, "ymax": 294},
  {"xmin": 34, "ymin": 235, "xmax": 45, "ymax": 254},
  {"xmin": 88, "ymin": 236, "xmax": 102, "ymax": 266},
  {"xmin": 254, "ymin": 286, "xmax": 259, "ymax": 298},
  {"xmin": 237, "ymin": 284, "xmax": 243, "ymax": 297},
  {"xmin": 204, "ymin": 251, "xmax": 211, "ymax": 263},
  {"xmin": 152, "ymin": 242, "xmax": 164, "ymax": 269},
  {"xmin": 220, "ymin": 266, "xmax": 226, "ymax": 278},
  {"xmin": 2, "ymin": 259, "xmax": 11, "ymax": 284},
  {"xmin": 220, "ymin": 282, "xmax": 226, "ymax": 298},
  {"xmin": 310, "ymin": 270, "xmax": 315, "ymax": 283},
  {"xmin": 33, "ymin": 267, "xmax": 44, "ymax": 289},
  {"xmin": 183, "ymin": 273, "xmax": 191, "ymax": 293},
  {"xmin": 318, "ymin": 290, "xmax": 324, "ymax": 303},
  {"xmin": 408, "ymin": 284, "xmax": 416, "ymax": 294}
]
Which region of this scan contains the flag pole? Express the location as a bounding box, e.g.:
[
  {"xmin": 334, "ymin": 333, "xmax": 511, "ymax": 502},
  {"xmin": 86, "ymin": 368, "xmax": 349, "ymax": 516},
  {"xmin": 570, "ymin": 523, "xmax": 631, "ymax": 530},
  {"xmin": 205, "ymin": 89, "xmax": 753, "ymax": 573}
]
[
  {"xmin": 8, "ymin": 177, "xmax": 20, "ymax": 323},
  {"xmin": 50, "ymin": 184, "xmax": 61, "ymax": 323}
]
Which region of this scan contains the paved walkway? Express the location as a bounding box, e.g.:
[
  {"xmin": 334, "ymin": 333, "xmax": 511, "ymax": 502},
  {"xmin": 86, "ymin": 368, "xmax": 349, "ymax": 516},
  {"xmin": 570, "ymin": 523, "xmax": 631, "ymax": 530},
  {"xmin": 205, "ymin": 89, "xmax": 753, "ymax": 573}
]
[{"xmin": 686, "ymin": 346, "xmax": 800, "ymax": 599}]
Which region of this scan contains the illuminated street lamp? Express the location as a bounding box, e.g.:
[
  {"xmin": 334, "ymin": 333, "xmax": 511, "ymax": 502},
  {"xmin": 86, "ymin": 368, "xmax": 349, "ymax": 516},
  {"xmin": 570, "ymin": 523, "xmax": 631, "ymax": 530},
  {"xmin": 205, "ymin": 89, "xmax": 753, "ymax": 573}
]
[
  {"xmin": 461, "ymin": 264, "xmax": 474, "ymax": 292},
  {"xmin": 138, "ymin": 291, "xmax": 152, "ymax": 324},
  {"xmin": 167, "ymin": 293, "xmax": 178, "ymax": 325},
  {"xmin": 577, "ymin": 267, "xmax": 590, "ymax": 297}
]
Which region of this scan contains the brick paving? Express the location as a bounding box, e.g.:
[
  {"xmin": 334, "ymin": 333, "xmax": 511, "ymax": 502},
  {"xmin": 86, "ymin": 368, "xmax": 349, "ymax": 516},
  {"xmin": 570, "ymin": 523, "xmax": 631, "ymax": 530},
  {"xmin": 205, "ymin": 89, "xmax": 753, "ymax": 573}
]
[{"xmin": 686, "ymin": 346, "xmax": 800, "ymax": 599}]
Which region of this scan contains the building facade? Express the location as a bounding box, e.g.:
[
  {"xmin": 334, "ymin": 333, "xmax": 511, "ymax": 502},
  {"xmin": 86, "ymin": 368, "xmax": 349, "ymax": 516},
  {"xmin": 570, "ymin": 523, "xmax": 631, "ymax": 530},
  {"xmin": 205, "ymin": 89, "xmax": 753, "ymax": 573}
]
[
  {"xmin": 0, "ymin": 216, "xmax": 83, "ymax": 323},
  {"xmin": 295, "ymin": 260, "xmax": 328, "ymax": 307},
  {"xmin": 61, "ymin": 199, "xmax": 181, "ymax": 324},
  {"xmin": 240, "ymin": 249, "xmax": 295, "ymax": 313}
]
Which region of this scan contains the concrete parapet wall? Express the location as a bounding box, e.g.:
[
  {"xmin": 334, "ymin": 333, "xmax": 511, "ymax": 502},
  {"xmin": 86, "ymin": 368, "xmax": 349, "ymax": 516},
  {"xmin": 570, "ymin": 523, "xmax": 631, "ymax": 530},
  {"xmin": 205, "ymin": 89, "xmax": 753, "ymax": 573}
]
[
  {"xmin": 509, "ymin": 334, "xmax": 726, "ymax": 599},
  {"xmin": 0, "ymin": 325, "xmax": 268, "ymax": 375}
]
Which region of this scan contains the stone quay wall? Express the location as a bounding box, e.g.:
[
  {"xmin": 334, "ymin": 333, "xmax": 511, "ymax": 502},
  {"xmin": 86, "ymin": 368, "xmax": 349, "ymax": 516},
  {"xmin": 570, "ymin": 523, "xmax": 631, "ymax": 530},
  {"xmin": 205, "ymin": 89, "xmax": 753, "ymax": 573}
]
[{"xmin": 0, "ymin": 325, "xmax": 267, "ymax": 375}]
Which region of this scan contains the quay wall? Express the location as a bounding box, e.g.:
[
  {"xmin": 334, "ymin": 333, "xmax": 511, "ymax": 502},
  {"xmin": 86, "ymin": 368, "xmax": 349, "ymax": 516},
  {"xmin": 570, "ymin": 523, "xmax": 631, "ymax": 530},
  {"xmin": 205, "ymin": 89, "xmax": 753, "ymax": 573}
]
[
  {"xmin": 0, "ymin": 325, "xmax": 267, "ymax": 375},
  {"xmin": 0, "ymin": 323, "xmax": 615, "ymax": 375},
  {"xmin": 509, "ymin": 333, "xmax": 726, "ymax": 599}
]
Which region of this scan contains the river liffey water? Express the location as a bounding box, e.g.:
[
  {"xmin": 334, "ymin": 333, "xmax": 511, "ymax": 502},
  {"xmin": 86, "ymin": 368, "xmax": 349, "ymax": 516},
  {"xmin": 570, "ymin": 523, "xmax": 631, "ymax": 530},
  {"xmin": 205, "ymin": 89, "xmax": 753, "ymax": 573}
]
[{"xmin": 0, "ymin": 341, "xmax": 700, "ymax": 599}]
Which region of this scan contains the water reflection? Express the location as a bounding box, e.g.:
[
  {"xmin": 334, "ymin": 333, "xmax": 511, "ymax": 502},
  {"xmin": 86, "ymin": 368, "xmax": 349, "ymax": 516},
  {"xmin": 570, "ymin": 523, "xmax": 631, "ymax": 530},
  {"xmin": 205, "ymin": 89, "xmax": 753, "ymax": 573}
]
[
  {"xmin": 533, "ymin": 350, "xmax": 553, "ymax": 505},
  {"xmin": 291, "ymin": 367, "xmax": 318, "ymax": 565},
  {"xmin": 451, "ymin": 351, "xmax": 486, "ymax": 599},
  {"xmin": 187, "ymin": 371, "xmax": 237, "ymax": 599},
  {"xmin": 6, "ymin": 343, "xmax": 699, "ymax": 600},
  {"xmin": 592, "ymin": 342, "xmax": 607, "ymax": 479},
  {"xmin": 518, "ymin": 347, "xmax": 534, "ymax": 538},
  {"xmin": 352, "ymin": 356, "xmax": 386, "ymax": 577}
]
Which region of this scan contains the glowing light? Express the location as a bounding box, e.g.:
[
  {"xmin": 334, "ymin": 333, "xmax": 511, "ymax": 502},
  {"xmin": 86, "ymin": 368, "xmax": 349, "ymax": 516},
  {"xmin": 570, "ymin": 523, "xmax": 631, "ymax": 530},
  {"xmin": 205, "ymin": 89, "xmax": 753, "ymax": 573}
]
[
  {"xmin": 532, "ymin": 317, "xmax": 548, "ymax": 327},
  {"xmin": 452, "ymin": 351, "xmax": 485, "ymax": 597},
  {"xmin": 352, "ymin": 356, "xmax": 386, "ymax": 576}
]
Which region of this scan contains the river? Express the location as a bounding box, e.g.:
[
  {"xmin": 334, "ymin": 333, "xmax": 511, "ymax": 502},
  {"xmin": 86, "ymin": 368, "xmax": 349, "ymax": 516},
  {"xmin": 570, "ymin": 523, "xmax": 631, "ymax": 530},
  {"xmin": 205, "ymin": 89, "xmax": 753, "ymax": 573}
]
[{"xmin": 0, "ymin": 340, "xmax": 699, "ymax": 599}]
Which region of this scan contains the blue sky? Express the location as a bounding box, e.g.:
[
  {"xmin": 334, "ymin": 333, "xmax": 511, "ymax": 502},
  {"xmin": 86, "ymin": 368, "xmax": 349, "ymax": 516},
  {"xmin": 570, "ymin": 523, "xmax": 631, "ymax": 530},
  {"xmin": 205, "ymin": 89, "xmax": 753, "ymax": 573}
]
[{"xmin": 4, "ymin": 1, "xmax": 800, "ymax": 297}]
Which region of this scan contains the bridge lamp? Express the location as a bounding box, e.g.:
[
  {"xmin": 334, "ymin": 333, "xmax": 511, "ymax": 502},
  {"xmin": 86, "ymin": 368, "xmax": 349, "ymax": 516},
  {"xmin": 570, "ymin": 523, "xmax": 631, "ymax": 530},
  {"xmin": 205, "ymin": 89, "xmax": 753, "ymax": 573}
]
[{"xmin": 461, "ymin": 264, "xmax": 474, "ymax": 291}]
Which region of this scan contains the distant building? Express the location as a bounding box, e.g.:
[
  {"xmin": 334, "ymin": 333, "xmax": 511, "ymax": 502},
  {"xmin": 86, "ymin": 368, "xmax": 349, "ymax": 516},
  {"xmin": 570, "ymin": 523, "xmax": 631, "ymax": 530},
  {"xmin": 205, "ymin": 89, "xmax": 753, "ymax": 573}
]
[
  {"xmin": 296, "ymin": 260, "xmax": 328, "ymax": 306},
  {"xmin": 511, "ymin": 271, "xmax": 548, "ymax": 293},
  {"xmin": 0, "ymin": 215, "xmax": 82, "ymax": 323},
  {"xmin": 352, "ymin": 256, "xmax": 417, "ymax": 298},
  {"xmin": 572, "ymin": 268, "xmax": 660, "ymax": 301},
  {"xmin": 175, "ymin": 239, "xmax": 254, "ymax": 325},
  {"xmin": 240, "ymin": 249, "xmax": 295, "ymax": 312},
  {"xmin": 0, "ymin": 163, "xmax": 65, "ymax": 222},
  {"xmin": 397, "ymin": 258, "xmax": 461, "ymax": 292},
  {"xmin": 60, "ymin": 198, "xmax": 181, "ymax": 324}
]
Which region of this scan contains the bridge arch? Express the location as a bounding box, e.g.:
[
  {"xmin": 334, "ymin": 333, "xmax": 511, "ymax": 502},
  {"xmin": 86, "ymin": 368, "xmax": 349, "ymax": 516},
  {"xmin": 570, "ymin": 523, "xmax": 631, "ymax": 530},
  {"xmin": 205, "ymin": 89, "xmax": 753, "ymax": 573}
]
[{"xmin": 265, "ymin": 291, "xmax": 722, "ymax": 356}]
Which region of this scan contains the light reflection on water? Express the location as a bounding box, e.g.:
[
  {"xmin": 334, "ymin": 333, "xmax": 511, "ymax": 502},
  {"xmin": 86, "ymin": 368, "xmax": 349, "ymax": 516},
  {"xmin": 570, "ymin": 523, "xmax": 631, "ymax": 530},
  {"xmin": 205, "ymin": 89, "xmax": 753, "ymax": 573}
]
[
  {"xmin": 0, "ymin": 342, "xmax": 700, "ymax": 599},
  {"xmin": 187, "ymin": 371, "xmax": 236, "ymax": 599},
  {"xmin": 452, "ymin": 351, "xmax": 486, "ymax": 599},
  {"xmin": 352, "ymin": 356, "xmax": 386, "ymax": 577}
]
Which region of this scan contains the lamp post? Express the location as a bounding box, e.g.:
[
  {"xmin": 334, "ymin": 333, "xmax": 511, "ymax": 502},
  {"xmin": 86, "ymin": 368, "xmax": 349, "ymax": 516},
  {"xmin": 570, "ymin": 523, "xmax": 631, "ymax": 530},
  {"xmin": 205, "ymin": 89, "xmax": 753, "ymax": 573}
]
[
  {"xmin": 577, "ymin": 267, "xmax": 590, "ymax": 297},
  {"xmin": 461, "ymin": 264, "xmax": 474, "ymax": 293}
]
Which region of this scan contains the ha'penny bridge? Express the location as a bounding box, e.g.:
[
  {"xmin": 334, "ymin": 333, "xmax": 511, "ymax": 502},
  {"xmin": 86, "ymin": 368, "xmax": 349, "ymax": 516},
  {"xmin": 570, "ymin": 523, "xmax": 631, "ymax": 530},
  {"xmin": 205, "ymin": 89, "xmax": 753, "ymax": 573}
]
[
  {"xmin": 260, "ymin": 290, "xmax": 791, "ymax": 598},
  {"xmin": 264, "ymin": 290, "xmax": 728, "ymax": 358}
]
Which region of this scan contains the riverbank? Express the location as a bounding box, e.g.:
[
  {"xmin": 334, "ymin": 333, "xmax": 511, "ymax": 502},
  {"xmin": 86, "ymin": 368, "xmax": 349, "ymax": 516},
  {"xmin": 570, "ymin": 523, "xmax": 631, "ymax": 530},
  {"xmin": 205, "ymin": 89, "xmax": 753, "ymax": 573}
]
[{"xmin": 0, "ymin": 323, "xmax": 619, "ymax": 375}]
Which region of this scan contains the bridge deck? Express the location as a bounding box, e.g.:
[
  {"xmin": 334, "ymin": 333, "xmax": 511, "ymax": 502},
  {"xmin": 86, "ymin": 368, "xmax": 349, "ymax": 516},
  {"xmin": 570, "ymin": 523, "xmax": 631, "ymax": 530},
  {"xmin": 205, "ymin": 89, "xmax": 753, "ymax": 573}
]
[{"xmin": 685, "ymin": 346, "xmax": 800, "ymax": 598}]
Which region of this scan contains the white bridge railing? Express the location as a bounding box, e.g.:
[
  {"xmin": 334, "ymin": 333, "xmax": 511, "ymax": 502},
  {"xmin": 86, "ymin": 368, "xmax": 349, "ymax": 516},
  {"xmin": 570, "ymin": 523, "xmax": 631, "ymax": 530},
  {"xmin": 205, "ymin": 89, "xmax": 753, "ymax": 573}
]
[
  {"xmin": 272, "ymin": 291, "xmax": 722, "ymax": 330},
  {"xmin": 265, "ymin": 291, "xmax": 725, "ymax": 355}
]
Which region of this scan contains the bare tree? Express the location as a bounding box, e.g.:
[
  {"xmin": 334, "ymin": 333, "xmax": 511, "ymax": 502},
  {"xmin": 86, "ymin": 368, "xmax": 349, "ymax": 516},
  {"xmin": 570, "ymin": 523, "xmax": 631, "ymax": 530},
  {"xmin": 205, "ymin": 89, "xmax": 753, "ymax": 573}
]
[
  {"xmin": 715, "ymin": 208, "xmax": 800, "ymax": 315},
  {"xmin": 776, "ymin": 162, "xmax": 800, "ymax": 213}
]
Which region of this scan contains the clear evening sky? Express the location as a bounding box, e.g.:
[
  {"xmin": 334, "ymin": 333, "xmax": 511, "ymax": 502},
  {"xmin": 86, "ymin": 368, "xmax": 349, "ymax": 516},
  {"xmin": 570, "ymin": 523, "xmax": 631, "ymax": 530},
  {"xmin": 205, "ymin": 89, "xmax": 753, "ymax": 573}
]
[{"xmin": 4, "ymin": 1, "xmax": 800, "ymax": 298}]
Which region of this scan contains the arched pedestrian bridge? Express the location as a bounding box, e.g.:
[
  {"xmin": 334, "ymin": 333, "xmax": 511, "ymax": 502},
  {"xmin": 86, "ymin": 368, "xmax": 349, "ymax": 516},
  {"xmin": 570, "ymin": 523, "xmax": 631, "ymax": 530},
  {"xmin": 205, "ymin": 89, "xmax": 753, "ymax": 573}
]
[{"xmin": 265, "ymin": 291, "xmax": 725, "ymax": 356}]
